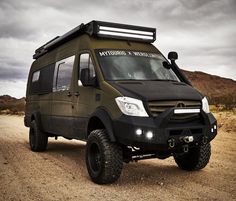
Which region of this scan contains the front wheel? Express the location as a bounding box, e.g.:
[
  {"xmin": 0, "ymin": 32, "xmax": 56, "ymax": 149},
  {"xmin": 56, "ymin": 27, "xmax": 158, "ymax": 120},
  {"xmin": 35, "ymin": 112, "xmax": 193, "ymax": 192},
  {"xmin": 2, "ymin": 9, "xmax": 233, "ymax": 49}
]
[
  {"xmin": 86, "ymin": 129, "xmax": 123, "ymax": 184},
  {"xmin": 29, "ymin": 120, "xmax": 48, "ymax": 152},
  {"xmin": 174, "ymin": 143, "xmax": 211, "ymax": 171}
]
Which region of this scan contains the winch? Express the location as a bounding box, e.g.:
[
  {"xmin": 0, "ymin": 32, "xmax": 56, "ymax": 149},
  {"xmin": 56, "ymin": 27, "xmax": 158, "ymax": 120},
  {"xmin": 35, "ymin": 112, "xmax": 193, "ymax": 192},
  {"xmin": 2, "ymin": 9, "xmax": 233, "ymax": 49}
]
[{"xmin": 180, "ymin": 136, "xmax": 194, "ymax": 143}]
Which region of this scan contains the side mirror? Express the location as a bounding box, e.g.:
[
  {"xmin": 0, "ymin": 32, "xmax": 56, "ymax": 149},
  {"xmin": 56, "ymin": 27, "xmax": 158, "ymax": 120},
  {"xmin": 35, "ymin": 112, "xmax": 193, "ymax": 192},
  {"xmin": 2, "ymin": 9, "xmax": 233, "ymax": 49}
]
[
  {"xmin": 168, "ymin": 51, "xmax": 178, "ymax": 61},
  {"xmin": 80, "ymin": 68, "xmax": 96, "ymax": 86}
]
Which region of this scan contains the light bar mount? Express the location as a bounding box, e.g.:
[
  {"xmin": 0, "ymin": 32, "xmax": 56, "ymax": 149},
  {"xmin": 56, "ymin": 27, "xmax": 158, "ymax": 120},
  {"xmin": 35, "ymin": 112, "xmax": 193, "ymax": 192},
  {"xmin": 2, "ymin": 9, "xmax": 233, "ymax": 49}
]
[{"xmin": 33, "ymin": 20, "xmax": 156, "ymax": 59}]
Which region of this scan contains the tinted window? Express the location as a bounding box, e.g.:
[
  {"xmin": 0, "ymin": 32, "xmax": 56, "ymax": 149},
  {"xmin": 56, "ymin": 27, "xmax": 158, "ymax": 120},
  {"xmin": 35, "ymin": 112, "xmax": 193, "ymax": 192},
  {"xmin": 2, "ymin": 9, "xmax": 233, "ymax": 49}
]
[
  {"xmin": 79, "ymin": 53, "xmax": 95, "ymax": 86},
  {"xmin": 30, "ymin": 63, "xmax": 55, "ymax": 95},
  {"xmin": 40, "ymin": 64, "xmax": 55, "ymax": 93},
  {"xmin": 32, "ymin": 71, "xmax": 40, "ymax": 82},
  {"xmin": 53, "ymin": 56, "xmax": 75, "ymax": 91}
]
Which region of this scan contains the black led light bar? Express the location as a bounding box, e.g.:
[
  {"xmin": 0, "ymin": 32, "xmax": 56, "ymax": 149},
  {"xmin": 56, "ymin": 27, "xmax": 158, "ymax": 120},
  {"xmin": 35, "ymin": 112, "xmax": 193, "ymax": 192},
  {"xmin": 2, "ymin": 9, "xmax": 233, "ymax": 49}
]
[
  {"xmin": 92, "ymin": 21, "xmax": 156, "ymax": 42},
  {"xmin": 33, "ymin": 21, "xmax": 156, "ymax": 59}
]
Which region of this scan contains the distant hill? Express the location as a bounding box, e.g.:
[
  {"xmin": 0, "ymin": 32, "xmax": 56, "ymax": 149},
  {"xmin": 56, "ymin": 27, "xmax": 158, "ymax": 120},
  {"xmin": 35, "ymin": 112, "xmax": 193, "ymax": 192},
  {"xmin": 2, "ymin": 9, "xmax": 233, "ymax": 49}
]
[
  {"xmin": 0, "ymin": 95, "xmax": 25, "ymax": 114},
  {"xmin": 182, "ymin": 70, "xmax": 236, "ymax": 106},
  {"xmin": 0, "ymin": 70, "xmax": 235, "ymax": 114}
]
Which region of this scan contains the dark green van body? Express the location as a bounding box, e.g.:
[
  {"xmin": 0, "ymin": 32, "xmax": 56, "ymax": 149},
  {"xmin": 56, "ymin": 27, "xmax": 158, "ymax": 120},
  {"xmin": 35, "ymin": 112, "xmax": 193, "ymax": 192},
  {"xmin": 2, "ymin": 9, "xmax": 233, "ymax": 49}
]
[
  {"xmin": 25, "ymin": 21, "xmax": 217, "ymax": 177},
  {"xmin": 25, "ymin": 35, "xmax": 160, "ymax": 140}
]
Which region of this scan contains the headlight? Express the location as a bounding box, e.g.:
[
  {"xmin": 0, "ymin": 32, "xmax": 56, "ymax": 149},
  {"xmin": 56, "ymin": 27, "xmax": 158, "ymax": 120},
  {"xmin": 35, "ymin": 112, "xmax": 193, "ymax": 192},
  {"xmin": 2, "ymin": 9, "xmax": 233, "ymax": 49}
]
[
  {"xmin": 115, "ymin": 97, "xmax": 149, "ymax": 117},
  {"xmin": 202, "ymin": 97, "xmax": 210, "ymax": 113}
]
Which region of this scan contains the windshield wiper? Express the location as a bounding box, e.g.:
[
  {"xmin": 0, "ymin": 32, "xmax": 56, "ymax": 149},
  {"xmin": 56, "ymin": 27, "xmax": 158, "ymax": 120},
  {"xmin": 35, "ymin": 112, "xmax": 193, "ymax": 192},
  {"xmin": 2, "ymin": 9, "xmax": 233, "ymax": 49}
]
[
  {"xmin": 112, "ymin": 79, "xmax": 179, "ymax": 82},
  {"xmin": 148, "ymin": 79, "xmax": 179, "ymax": 82}
]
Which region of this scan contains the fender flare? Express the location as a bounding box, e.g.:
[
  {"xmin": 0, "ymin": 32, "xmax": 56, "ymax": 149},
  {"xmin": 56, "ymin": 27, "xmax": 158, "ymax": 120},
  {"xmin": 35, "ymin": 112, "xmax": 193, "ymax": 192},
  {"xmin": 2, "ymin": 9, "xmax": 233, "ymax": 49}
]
[
  {"xmin": 30, "ymin": 112, "xmax": 43, "ymax": 130},
  {"xmin": 88, "ymin": 108, "xmax": 116, "ymax": 142}
]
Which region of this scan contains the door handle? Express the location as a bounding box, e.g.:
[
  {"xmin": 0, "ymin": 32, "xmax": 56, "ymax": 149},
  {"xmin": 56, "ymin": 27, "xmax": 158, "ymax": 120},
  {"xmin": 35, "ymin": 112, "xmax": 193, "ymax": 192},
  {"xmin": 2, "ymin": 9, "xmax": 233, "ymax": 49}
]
[
  {"xmin": 74, "ymin": 92, "xmax": 80, "ymax": 96},
  {"xmin": 67, "ymin": 92, "xmax": 72, "ymax": 97}
]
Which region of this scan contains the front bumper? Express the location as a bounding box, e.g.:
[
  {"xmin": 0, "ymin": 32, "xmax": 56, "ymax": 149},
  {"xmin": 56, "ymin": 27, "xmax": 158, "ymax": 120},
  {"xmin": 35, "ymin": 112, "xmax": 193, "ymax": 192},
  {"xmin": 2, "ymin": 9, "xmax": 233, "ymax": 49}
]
[{"xmin": 113, "ymin": 108, "xmax": 217, "ymax": 151}]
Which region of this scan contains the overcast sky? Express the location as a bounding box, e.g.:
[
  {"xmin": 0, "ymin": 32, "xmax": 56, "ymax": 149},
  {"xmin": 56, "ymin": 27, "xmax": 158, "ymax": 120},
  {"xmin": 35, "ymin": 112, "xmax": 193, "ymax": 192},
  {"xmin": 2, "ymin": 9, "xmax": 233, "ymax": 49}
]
[{"xmin": 0, "ymin": 0, "xmax": 235, "ymax": 98}]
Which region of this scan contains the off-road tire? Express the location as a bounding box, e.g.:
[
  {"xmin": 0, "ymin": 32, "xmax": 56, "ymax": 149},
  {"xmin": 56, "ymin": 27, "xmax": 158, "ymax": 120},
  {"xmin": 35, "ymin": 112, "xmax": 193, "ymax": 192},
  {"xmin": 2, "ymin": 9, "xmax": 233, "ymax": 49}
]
[
  {"xmin": 174, "ymin": 143, "xmax": 211, "ymax": 171},
  {"xmin": 29, "ymin": 120, "xmax": 48, "ymax": 152},
  {"xmin": 86, "ymin": 129, "xmax": 123, "ymax": 184}
]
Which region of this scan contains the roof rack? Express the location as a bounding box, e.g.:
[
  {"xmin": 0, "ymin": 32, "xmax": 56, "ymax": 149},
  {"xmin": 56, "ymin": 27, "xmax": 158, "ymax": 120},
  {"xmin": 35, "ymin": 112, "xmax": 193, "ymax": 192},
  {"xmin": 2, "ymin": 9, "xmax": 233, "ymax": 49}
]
[{"xmin": 33, "ymin": 21, "xmax": 156, "ymax": 59}]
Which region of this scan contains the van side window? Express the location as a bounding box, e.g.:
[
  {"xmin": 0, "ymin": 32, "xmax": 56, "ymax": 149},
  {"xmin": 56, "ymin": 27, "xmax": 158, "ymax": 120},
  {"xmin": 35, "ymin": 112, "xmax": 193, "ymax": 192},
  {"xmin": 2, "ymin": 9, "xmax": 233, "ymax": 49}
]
[
  {"xmin": 79, "ymin": 53, "xmax": 95, "ymax": 86},
  {"xmin": 53, "ymin": 56, "xmax": 75, "ymax": 91},
  {"xmin": 30, "ymin": 63, "xmax": 55, "ymax": 95},
  {"xmin": 32, "ymin": 71, "xmax": 40, "ymax": 82}
]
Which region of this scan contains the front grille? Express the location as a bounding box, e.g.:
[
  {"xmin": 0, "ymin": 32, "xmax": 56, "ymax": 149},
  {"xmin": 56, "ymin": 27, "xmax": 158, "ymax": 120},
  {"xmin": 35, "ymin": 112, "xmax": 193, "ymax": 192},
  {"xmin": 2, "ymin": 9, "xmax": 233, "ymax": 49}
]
[
  {"xmin": 170, "ymin": 113, "xmax": 200, "ymax": 122},
  {"xmin": 148, "ymin": 100, "xmax": 201, "ymax": 117}
]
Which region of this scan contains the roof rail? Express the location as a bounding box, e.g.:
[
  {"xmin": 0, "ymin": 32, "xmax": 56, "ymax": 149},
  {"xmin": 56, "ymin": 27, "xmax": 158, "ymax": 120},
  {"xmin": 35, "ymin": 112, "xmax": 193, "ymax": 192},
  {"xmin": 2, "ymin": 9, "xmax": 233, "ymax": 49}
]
[{"xmin": 33, "ymin": 21, "xmax": 156, "ymax": 59}]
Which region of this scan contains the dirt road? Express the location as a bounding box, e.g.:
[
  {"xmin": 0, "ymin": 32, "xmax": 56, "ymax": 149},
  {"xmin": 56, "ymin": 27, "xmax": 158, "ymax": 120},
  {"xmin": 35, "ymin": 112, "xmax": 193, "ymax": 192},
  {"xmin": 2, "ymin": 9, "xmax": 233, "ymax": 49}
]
[{"xmin": 0, "ymin": 113, "xmax": 235, "ymax": 201}]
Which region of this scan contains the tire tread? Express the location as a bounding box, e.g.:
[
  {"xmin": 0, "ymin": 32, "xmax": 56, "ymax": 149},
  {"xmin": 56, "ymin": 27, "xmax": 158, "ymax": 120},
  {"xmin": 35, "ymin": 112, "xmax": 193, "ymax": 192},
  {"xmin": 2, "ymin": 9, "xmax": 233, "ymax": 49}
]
[
  {"xmin": 29, "ymin": 120, "xmax": 48, "ymax": 152},
  {"xmin": 86, "ymin": 129, "xmax": 123, "ymax": 184},
  {"xmin": 174, "ymin": 143, "xmax": 211, "ymax": 171}
]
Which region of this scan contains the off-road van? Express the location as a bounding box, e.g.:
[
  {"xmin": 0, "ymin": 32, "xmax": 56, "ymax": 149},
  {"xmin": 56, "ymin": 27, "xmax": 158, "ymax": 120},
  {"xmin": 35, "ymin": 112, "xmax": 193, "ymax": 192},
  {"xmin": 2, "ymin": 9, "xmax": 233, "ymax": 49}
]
[{"xmin": 25, "ymin": 21, "xmax": 217, "ymax": 184}]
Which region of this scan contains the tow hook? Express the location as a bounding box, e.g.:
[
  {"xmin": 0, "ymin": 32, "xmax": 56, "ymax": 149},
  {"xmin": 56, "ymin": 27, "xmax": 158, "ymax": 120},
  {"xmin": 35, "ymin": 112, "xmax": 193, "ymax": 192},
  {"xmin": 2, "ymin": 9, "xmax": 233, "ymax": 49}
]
[
  {"xmin": 168, "ymin": 138, "xmax": 175, "ymax": 148},
  {"xmin": 180, "ymin": 136, "xmax": 194, "ymax": 143},
  {"xmin": 202, "ymin": 136, "xmax": 208, "ymax": 145},
  {"xmin": 183, "ymin": 145, "xmax": 189, "ymax": 153}
]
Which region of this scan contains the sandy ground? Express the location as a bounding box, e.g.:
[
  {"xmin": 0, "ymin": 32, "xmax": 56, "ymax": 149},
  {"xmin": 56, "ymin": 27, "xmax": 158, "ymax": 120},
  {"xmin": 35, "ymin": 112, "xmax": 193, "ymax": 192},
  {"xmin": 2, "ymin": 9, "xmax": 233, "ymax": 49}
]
[{"xmin": 0, "ymin": 112, "xmax": 235, "ymax": 201}]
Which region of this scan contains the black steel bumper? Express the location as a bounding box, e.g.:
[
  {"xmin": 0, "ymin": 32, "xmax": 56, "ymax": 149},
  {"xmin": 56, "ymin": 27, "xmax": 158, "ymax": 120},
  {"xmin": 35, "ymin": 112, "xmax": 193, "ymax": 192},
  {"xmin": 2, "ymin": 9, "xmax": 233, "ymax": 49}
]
[{"xmin": 113, "ymin": 108, "xmax": 217, "ymax": 151}]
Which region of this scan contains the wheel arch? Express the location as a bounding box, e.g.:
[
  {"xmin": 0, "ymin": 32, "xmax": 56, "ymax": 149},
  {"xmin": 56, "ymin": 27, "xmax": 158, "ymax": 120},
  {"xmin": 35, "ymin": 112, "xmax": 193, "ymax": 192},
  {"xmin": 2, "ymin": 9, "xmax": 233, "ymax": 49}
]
[
  {"xmin": 30, "ymin": 111, "xmax": 42, "ymax": 130},
  {"xmin": 87, "ymin": 108, "xmax": 116, "ymax": 142}
]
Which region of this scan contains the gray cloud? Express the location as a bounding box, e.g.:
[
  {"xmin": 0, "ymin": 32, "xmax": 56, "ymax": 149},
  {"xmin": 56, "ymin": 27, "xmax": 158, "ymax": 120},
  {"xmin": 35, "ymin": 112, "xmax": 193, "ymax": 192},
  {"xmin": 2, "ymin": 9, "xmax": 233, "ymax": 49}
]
[
  {"xmin": 0, "ymin": 58, "xmax": 28, "ymax": 80},
  {"xmin": 0, "ymin": 0, "xmax": 235, "ymax": 98}
]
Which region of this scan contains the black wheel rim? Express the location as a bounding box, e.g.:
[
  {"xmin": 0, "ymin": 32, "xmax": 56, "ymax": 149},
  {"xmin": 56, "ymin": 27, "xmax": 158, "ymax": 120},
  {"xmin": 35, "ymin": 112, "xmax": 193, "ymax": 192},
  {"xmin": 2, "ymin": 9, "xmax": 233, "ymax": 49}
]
[{"xmin": 88, "ymin": 142, "xmax": 102, "ymax": 174}]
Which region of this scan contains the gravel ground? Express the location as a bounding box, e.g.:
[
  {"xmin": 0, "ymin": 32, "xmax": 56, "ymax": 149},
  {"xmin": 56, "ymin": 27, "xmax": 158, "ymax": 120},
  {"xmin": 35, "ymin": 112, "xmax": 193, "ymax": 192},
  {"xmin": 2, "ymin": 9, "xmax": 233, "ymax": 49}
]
[{"xmin": 0, "ymin": 112, "xmax": 235, "ymax": 201}]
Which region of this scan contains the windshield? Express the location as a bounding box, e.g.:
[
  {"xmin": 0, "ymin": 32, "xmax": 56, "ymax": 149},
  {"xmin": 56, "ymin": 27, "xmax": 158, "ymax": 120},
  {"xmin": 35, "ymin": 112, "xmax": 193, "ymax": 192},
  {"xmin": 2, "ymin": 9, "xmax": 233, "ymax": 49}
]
[{"xmin": 96, "ymin": 50, "xmax": 180, "ymax": 81}]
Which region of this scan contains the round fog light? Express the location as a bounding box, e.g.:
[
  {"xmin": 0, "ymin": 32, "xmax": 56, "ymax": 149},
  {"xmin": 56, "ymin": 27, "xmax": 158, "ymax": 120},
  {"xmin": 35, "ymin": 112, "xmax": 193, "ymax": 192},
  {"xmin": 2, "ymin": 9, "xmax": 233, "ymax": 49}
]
[
  {"xmin": 146, "ymin": 131, "xmax": 153, "ymax": 139},
  {"xmin": 135, "ymin": 129, "xmax": 142, "ymax": 136}
]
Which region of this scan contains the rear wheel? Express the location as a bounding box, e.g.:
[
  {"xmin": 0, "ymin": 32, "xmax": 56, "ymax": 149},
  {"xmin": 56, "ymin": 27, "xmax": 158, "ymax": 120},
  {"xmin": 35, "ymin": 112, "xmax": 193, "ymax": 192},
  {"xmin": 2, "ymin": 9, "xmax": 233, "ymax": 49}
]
[
  {"xmin": 174, "ymin": 143, "xmax": 211, "ymax": 171},
  {"xmin": 86, "ymin": 129, "xmax": 123, "ymax": 184},
  {"xmin": 29, "ymin": 120, "xmax": 48, "ymax": 152}
]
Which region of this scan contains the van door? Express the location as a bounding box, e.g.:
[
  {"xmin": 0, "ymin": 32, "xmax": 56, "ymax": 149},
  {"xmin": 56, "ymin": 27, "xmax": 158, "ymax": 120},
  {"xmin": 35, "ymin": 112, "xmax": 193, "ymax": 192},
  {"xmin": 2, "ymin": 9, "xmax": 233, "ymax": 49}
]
[
  {"xmin": 72, "ymin": 52, "xmax": 100, "ymax": 140},
  {"xmin": 51, "ymin": 55, "xmax": 75, "ymax": 136}
]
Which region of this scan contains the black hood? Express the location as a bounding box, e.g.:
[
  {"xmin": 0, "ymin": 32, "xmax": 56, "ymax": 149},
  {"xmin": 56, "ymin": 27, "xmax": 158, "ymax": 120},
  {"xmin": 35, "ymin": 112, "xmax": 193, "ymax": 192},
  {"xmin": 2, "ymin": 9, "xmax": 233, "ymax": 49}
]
[{"xmin": 109, "ymin": 81, "xmax": 203, "ymax": 101}]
